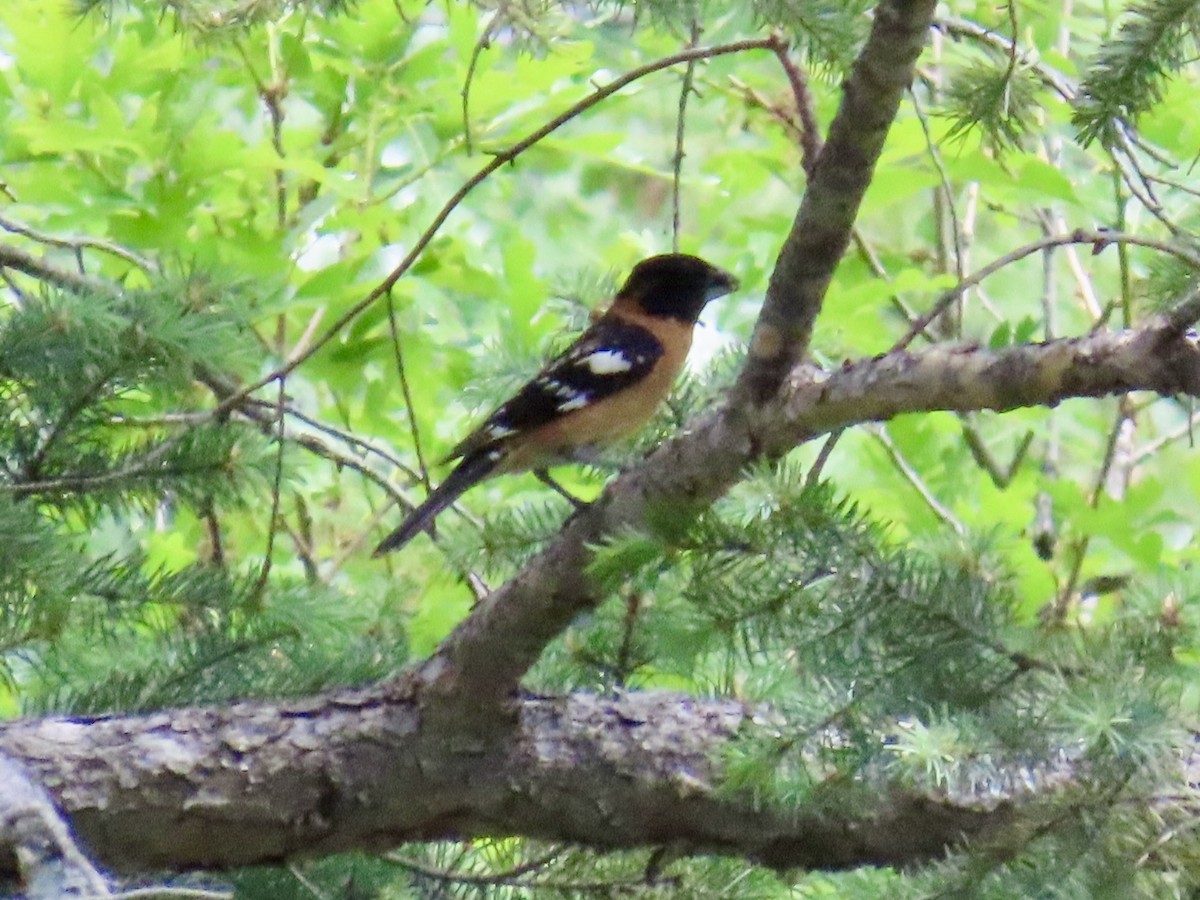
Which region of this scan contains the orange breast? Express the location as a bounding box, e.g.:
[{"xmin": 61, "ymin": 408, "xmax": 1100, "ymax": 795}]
[{"xmin": 499, "ymin": 309, "xmax": 695, "ymax": 472}]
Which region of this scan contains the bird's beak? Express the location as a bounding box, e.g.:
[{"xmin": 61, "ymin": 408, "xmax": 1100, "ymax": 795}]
[{"xmin": 706, "ymin": 270, "xmax": 739, "ymax": 302}]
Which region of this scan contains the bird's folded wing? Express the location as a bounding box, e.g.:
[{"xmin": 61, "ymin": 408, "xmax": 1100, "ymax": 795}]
[{"xmin": 444, "ymin": 318, "xmax": 665, "ymax": 462}]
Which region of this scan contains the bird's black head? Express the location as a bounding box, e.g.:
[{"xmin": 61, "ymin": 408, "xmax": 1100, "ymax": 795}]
[{"xmin": 617, "ymin": 253, "xmax": 738, "ymax": 323}]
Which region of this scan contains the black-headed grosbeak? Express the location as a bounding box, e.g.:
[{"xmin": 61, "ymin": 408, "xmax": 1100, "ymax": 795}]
[{"xmin": 373, "ymin": 253, "xmax": 738, "ymax": 556}]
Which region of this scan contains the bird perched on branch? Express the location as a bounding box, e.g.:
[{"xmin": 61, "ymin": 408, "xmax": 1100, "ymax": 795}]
[{"xmin": 373, "ymin": 253, "xmax": 738, "ymax": 556}]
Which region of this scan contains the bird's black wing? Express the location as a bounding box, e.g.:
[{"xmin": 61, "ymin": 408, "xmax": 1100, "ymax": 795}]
[{"xmin": 446, "ymin": 317, "xmax": 664, "ymax": 461}]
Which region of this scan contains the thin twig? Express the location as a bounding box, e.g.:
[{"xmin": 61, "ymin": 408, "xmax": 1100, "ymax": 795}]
[
  {"xmin": 961, "ymin": 423, "xmax": 1033, "ymax": 489},
  {"xmin": 910, "ymin": 87, "xmax": 964, "ymax": 335},
  {"xmin": 805, "ymin": 429, "xmax": 842, "ymax": 487},
  {"xmin": 726, "ymin": 76, "xmax": 805, "ymax": 146},
  {"xmin": 1132, "ymin": 407, "xmax": 1200, "ymax": 464},
  {"xmin": 287, "ymin": 862, "xmax": 333, "ymax": 900},
  {"xmin": 1109, "ymin": 139, "xmax": 1181, "ymax": 239},
  {"xmin": 243, "ymin": 397, "xmax": 417, "ymax": 477},
  {"xmin": 1002, "ymin": 0, "xmax": 1020, "ymax": 85},
  {"xmin": 671, "ymin": 20, "xmax": 702, "ymax": 252},
  {"xmin": 108, "ymin": 887, "xmax": 233, "ymax": 899},
  {"xmin": 385, "ymin": 291, "xmax": 430, "ymax": 489},
  {"xmin": 1146, "ymin": 173, "xmax": 1200, "ymax": 200},
  {"xmin": 251, "ymin": 376, "xmax": 288, "ymax": 604},
  {"xmin": 614, "ymin": 590, "xmax": 642, "ymax": 689},
  {"xmin": 770, "ymin": 40, "xmax": 822, "ymax": 172},
  {"xmin": 849, "ymin": 229, "xmax": 933, "ymax": 340},
  {"xmin": 1090, "ymin": 399, "xmax": 1133, "ymax": 507},
  {"xmin": 1046, "ymin": 399, "xmax": 1133, "ymax": 623},
  {"xmin": 461, "ymin": 7, "xmax": 505, "ymax": 155},
  {"xmin": 201, "ymin": 497, "xmax": 226, "ymax": 570},
  {"xmin": 236, "ymin": 31, "xmax": 288, "ymax": 228},
  {"xmin": 289, "ymin": 494, "xmax": 321, "ymax": 584},
  {"xmin": 872, "ymin": 425, "xmax": 966, "ymax": 536},
  {"xmin": 1035, "ymin": 209, "xmax": 1103, "ymax": 320},
  {"xmin": 284, "ymin": 306, "xmax": 326, "ymax": 366},
  {"xmin": 894, "ymin": 229, "xmax": 1200, "ymax": 352},
  {"xmin": 386, "ymin": 845, "xmax": 566, "ymax": 888},
  {"xmin": 212, "ymin": 38, "xmax": 780, "ymax": 416},
  {"xmin": 107, "ymin": 412, "xmax": 212, "ymax": 426},
  {"xmin": 0, "ymin": 214, "xmax": 156, "ymax": 273}
]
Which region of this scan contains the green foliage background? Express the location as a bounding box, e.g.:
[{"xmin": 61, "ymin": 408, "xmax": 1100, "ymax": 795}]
[{"xmin": 3, "ymin": 0, "xmax": 1200, "ymax": 896}]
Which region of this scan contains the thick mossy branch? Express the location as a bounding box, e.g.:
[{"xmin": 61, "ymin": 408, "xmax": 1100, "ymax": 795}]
[
  {"xmin": 0, "ymin": 687, "xmax": 1086, "ymax": 876},
  {"xmin": 0, "ymin": 671, "xmax": 1191, "ymax": 878}
]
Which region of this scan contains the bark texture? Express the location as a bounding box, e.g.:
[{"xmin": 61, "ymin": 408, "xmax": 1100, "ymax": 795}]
[
  {"xmin": 6, "ymin": 0, "xmax": 1197, "ymax": 887},
  {"xmin": 2, "ymin": 323, "xmax": 1198, "ymax": 877},
  {"xmin": 0, "ymin": 688, "xmax": 1032, "ymax": 875}
]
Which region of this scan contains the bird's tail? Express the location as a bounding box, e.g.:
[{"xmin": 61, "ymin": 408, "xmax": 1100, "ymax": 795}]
[{"xmin": 372, "ymin": 451, "xmax": 499, "ymax": 556}]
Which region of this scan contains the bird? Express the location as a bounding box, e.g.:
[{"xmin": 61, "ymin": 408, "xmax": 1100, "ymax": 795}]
[{"xmin": 373, "ymin": 253, "xmax": 738, "ymax": 556}]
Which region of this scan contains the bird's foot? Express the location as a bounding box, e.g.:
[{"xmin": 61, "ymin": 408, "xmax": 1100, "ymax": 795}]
[{"xmin": 534, "ymin": 469, "xmax": 590, "ymax": 510}]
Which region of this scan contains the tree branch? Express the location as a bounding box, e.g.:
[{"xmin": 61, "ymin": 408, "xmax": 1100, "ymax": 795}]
[
  {"xmin": 0, "ymin": 754, "xmax": 111, "ymax": 897},
  {"xmin": 423, "ymin": 317, "xmax": 1200, "ymax": 704},
  {"xmin": 0, "ymin": 688, "xmax": 1059, "ymax": 877},
  {"xmin": 0, "ymin": 243, "xmax": 111, "ymax": 295},
  {"xmin": 2, "ymin": 321, "xmax": 1197, "ymax": 878},
  {"xmin": 736, "ymin": 0, "xmax": 938, "ymax": 403}
]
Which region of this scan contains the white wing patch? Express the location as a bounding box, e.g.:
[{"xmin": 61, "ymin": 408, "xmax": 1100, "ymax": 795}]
[
  {"xmin": 536, "ymin": 377, "xmax": 579, "ymax": 400},
  {"xmin": 460, "ymin": 320, "xmax": 663, "ymax": 449},
  {"xmin": 484, "ymin": 423, "xmax": 516, "ymax": 440},
  {"xmin": 581, "ymin": 349, "xmax": 634, "ymax": 374},
  {"xmin": 556, "ymin": 394, "xmax": 591, "ymax": 412}
]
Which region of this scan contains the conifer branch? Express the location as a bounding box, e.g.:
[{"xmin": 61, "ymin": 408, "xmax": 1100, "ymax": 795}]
[{"xmin": 1073, "ymin": 0, "xmax": 1200, "ymax": 146}]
